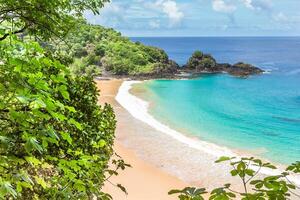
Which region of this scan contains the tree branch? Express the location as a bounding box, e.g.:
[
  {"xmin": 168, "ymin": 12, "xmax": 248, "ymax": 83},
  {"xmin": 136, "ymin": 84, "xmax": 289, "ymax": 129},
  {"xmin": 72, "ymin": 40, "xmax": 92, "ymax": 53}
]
[{"xmin": 0, "ymin": 25, "xmax": 27, "ymax": 41}]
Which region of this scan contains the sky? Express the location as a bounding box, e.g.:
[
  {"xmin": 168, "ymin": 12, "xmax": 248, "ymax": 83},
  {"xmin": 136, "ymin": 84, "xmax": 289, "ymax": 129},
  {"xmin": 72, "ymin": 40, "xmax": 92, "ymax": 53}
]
[{"xmin": 85, "ymin": 0, "xmax": 300, "ymax": 37}]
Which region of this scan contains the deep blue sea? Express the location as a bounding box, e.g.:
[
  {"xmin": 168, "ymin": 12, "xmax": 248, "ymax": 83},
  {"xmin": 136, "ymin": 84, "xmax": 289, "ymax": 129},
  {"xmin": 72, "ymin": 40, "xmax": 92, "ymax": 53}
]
[{"xmin": 131, "ymin": 37, "xmax": 300, "ymax": 164}]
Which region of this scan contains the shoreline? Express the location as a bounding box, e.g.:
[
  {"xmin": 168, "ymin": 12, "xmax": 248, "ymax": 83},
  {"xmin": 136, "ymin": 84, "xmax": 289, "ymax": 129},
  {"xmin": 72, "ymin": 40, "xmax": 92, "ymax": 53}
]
[
  {"xmin": 96, "ymin": 79, "xmax": 188, "ymax": 200},
  {"xmin": 116, "ymin": 81, "xmax": 236, "ymax": 158},
  {"xmin": 97, "ymin": 78, "xmax": 299, "ymax": 199},
  {"xmin": 116, "ymin": 80, "xmax": 300, "ymax": 186}
]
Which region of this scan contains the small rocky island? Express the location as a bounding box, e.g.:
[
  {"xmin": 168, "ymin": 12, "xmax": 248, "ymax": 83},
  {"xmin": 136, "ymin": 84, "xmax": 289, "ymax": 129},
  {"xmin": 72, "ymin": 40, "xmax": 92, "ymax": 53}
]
[{"xmin": 181, "ymin": 50, "xmax": 264, "ymax": 77}]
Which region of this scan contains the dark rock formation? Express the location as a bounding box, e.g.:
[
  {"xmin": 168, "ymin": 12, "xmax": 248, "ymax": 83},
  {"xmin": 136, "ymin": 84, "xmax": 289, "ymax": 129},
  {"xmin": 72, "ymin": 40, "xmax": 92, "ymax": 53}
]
[
  {"xmin": 152, "ymin": 59, "xmax": 179, "ymax": 75},
  {"xmin": 183, "ymin": 50, "xmax": 264, "ymax": 77},
  {"xmin": 228, "ymin": 62, "xmax": 264, "ymax": 76}
]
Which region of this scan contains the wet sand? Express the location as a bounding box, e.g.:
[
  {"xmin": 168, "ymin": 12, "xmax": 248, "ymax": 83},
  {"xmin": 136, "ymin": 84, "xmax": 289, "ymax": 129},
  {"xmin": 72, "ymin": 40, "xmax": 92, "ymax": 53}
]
[{"xmin": 97, "ymin": 79, "xmax": 187, "ymax": 200}]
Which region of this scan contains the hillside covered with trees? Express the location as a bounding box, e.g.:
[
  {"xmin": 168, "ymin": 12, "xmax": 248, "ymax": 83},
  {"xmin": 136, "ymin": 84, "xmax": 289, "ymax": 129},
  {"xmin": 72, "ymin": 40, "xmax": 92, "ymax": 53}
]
[{"xmin": 53, "ymin": 21, "xmax": 179, "ymax": 78}]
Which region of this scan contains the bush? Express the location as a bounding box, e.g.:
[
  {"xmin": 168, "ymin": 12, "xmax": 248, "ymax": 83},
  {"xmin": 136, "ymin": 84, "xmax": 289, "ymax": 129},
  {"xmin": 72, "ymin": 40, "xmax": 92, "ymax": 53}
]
[
  {"xmin": 73, "ymin": 44, "xmax": 88, "ymax": 58},
  {"xmin": 95, "ymin": 44, "xmax": 106, "ymax": 57},
  {"xmin": 169, "ymin": 157, "xmax": 300, "ymax": 200},
  {"xmin": 187, "ymin": 51, "xmax": 216, "ymax": 70},
  {"xmin": 0, "ymin": 38, "xmax": 115, "ymax": 199}
]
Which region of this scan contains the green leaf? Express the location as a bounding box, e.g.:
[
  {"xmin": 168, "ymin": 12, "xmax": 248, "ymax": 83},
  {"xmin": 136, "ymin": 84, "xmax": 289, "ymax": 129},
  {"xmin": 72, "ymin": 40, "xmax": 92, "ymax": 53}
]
[
  {"xmin": 58, "ymin": 85, "xmax": 70, "ymax": 100},
  {"xmin": 117, "ymin": 184, "xmax": 128, "ymax": 195},
  {"xmin": 69, "ymin": 118, "xmax": 82, "ymax": 130},
  {"xmin": 237, "ymin": 162, "xmax": 246, "ymax": 171},
  {"xmin": 250, "ymin": 180, "xmax": 261, "ymax": 185},
  {"xmin": 0, "ymin": 136, "xmax": 10, "ymax": 144},
  {"xmin": 16, "ymin": 95, "xmax": 30, "ymax": 104},
  {"xmin": 215, "ymin": 156, "xmax": 231, "ymax": 163},
  {"xmin": 0, "ymin": 182, "xmax": 17, "ymax": 198},
  {"xmin": 25, "ymin": 137, "xmax": 43, "ymax": 153},
  {"xmin": 245, "ymin": 169, "xmax": 255, "ymax": 176},
  {"xmin": 255, "ymin": 182, "xmax": 263, "ymax": 189},
  {"xmin": 73, "ymin": 180, "xmax": 86, "ymax": 192},
  {"xmin": 287, "ymin": 184, "xmax": 296, "ymax": 189},
  {"xmin": 65, "ymin": 106, "xmax": 76, "ymax": 113},
  {"xmin": 230, "ymin": 170, "xmax": 238, "ymax": 176},
  {"xmin": 60, "ymin": 131, "xmax": 72, "ymax": 144},
  {"xmin": 168, "ymin": 189, "xmax": 183, "ymax": 195},
  {"xmin": 34, "ymin": 177, "xmax": 48, "ymax": 189},
  {"xmin": 25, "ymin": 156, "xmax": 41, "ymax": 166}
]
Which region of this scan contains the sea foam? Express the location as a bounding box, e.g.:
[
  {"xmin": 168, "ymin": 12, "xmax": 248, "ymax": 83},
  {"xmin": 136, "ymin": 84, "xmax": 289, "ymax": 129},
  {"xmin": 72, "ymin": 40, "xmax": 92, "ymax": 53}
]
[{"xmin": 115, "ymin": 81, "xmax": 300, "ymax": 186}]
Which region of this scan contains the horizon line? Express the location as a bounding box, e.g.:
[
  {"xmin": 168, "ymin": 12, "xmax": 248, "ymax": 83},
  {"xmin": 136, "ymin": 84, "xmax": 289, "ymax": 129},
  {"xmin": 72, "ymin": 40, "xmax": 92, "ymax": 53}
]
[{"xmin": 128, "ymin": 35, "xmax": 300, "ymax": 38}]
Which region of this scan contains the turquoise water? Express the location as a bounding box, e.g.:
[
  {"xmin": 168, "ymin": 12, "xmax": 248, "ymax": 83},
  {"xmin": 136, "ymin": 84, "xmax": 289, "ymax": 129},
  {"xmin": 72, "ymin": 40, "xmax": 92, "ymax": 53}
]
[{"xmin": 132, "ymin": 37, "xmax": 300, "ymax": 164}]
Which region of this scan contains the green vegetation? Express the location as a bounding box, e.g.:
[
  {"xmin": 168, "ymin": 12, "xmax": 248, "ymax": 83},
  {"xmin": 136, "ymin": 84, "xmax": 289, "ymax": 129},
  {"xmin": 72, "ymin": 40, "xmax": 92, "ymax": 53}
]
[
  {"xmin": 1, "ymin": 1, "xmax": 298, "ymax": 200},
  {"xmin": 186, "ymin": 50, "xmax": 217, "ymax": 70},
  {"xmin": 0, "ymin": 0, "xmax": 129, "ymax": 199},
  {"xmin": 169, "ymin": 157, "xmax": 300, "ymax": 200},
  {"xmin": 55, "ymin": 22, "xmax": 179, "ymax": 77},
  {"xmin": 185, "ymin": 50, "xmax": 263, "ymax": 76},
  {"xmin": 0, "ymin": 0, "xmax": 109, "ymax": 41},
  {"xmin": 0, "ymin": 38, "xmax": 116, "ymax": 198}
]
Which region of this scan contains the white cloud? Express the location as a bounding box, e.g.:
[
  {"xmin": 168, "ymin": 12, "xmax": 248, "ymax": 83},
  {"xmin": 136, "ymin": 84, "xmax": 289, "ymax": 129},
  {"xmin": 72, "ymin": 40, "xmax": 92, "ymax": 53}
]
[
  {"xmin": 212, "ymin": 0, "xmax": 237, "ymax": 14},
  {"xmin": 241, "ymin": 0, "xmax": 272, "ymax": 11},
  {"xmin": 155, "ymin": 0, "xmax": 184, "ymax": 27},
  {"xmin": 85, "ymin": 2, "xmax": 126, "ymax": 28},
  {"xmin": 149, "ymin": 20, "xmax": 161, "ymax": 29},
  {"xmin": 272, "ymin": 12, "xmax": 288, "ymax": 22}
]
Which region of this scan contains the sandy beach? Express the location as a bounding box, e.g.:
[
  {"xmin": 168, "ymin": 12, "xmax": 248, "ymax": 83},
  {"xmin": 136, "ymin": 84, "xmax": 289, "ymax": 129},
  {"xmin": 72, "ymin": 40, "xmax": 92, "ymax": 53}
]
[
  {"xmin": 96, "ymin": 79, "xmax": 300, "ymax": 199},
  {"xmin": 97, "ymin": 79, "xmax": 187, "ymax": 200}
]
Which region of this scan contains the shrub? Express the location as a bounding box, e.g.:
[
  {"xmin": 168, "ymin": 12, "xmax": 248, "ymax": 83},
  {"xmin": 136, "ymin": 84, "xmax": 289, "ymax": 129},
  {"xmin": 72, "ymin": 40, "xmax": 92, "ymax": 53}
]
[
  {"xmin": 187, "ymin": 51, "xmax": 216, "ymax": 70},
  {"xmin": 95, "ymin": 44, "xmax": 106, "ymax": 57},
  {"xmin": 73, "ymin": 44, "xmax": 88, "ymax": 58},
  {"xmin": 169, "ymin": 157, "xmax": 300, "ymax": 200},
  {"xmin": 0, "ymin": 37, "xmax": 116, "ymax": 199}
]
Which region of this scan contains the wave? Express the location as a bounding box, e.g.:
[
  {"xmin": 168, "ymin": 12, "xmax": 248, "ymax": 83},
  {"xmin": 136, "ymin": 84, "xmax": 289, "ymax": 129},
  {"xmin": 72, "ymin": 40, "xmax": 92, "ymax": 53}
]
[{"xmin": 115, "ymin": 81, "xmax": 300, "ymax": 186}]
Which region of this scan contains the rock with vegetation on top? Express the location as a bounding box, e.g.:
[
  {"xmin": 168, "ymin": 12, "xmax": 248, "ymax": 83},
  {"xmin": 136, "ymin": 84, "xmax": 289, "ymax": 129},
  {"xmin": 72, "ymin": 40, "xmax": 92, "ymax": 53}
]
[
  {"xmin": 186, "ymin": 51, "xmax": 217, "ymax": 72},
  {"xmin": 184, "ymin": 50, "xmax": 264, "ymax": 76}
]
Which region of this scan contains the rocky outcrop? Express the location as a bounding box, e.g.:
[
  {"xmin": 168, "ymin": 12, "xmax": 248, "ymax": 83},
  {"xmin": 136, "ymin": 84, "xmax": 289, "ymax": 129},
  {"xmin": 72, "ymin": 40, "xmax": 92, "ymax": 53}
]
[
  {"xmin": 151, "ymin": 59, "xmax": 179, "ymax": 76},
  {"xmin": 183, "ymin": 50, "xmax": 264, "ymax": 77},
  {"xmin": 227, "ymin": 62, "xmax": 264, "ymax": 76}
]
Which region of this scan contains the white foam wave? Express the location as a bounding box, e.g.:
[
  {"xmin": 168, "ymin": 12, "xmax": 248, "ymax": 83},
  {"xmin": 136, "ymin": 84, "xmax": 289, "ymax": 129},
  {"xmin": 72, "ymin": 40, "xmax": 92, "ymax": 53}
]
[{"xmin": 115, "ymin": 81, "xmax": 300, "ymax": 185}]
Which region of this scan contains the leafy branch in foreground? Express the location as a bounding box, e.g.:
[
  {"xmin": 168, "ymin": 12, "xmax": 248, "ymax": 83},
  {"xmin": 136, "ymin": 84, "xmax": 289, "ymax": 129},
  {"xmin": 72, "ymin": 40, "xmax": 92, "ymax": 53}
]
[
  {"xmin": 169, "ymin": 157, "xmax": 300, "ymax": 200},
  {"xmin": 0, "ymin": 36, "xmax": 130, "ymax": 199},
  {"xmin": 0, "ymin": 0, "xmax": 110, "ymax": 41}
]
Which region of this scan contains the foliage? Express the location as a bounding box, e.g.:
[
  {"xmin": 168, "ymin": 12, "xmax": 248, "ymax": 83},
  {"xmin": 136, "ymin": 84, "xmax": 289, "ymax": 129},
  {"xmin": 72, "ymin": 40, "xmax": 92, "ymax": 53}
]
[
  {"xmin": 0, "ymin": 0, "xmax": 110, "ymax": 41},
  {"xmin": 0, "ymin": 36, "xmax": 118, "ymax": 199},
  {"xmin": 169, "ymin": 187, "xmax": 207, "ymax": 200},
  {"xmin": 169, "ymin": 157, "xmax": 300, "ymax": 200},
  {"xmin": 53, "ymin": 21, "xmax": 178, "ymax": 77},
  {"xmin": 187, "ymin": 51, "xmax": 217, "ymax": 70}
]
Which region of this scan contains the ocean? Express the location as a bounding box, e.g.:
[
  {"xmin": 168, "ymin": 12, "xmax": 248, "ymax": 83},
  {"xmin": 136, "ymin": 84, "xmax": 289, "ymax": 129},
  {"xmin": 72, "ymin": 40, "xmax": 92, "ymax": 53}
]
[{"xmin": 131, "ymin": 37, "xmax": 300, "ymax": 164}]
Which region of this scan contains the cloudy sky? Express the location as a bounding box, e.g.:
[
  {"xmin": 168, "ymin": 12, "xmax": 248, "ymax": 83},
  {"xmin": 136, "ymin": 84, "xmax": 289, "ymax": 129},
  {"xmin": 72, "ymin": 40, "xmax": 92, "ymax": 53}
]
[{"xmin": 85, "ymin": 0, "xmax": 300, "ymax": 36}]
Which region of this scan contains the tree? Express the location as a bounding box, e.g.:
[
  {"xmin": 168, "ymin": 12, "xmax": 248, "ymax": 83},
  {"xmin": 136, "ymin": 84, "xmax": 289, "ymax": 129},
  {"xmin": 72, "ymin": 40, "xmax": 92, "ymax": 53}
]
[
  {"xmin": 0, "ymin": 35, "xmax": 120, "ymax": 199},
  {"xmin": 0, "ymin": 0, "xmax": 110, "ymax": 41},
  {"xmin": 0, "ymin": 0, "xmax": 131, "ymax": 198},
  {"xmin": 187, "ymin": 51, "xmax": 216, "ymax": 70},
  {"xmin": 187, "ymin": 50, "xmax": 203, "ymax": 69}
]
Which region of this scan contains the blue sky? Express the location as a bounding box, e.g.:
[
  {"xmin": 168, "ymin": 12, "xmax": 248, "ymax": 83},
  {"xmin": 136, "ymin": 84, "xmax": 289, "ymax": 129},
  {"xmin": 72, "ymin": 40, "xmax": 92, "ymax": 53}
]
[{"xmin": 85, "ymin": 0, "xmax": 300, "ymax": 36}]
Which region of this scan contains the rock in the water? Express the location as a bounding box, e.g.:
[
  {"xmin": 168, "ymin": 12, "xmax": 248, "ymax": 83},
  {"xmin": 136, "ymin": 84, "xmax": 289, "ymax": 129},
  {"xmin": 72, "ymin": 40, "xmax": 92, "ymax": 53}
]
[
  {"xmin": 228, "ymin": 62, "xmax": 264, "ymax": 76},
  {"xmin": 183, "ymin": 50, "xmax": 264, "ymax": 77},
  {"xmin": 186, "ymin": 51, "xmax": 217, "ymax": 72}
]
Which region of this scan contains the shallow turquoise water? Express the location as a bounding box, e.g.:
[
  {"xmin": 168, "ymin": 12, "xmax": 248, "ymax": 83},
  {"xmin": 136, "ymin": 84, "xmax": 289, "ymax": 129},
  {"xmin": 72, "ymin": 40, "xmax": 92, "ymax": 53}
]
[
  {"xmin": 138, "ymin": 74, "xmax": 300, "ymax": 164},
  {"xmin": 131, "ymin": 37, "xmax": 300, "ymax": 164}
]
